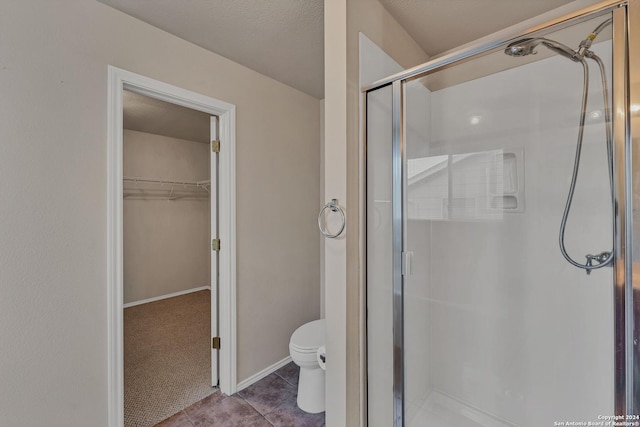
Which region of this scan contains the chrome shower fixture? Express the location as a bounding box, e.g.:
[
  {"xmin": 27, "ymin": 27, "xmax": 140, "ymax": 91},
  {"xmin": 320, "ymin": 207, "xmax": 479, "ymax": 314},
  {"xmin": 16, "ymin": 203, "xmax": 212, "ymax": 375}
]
[
  {"xmin": 505, "ymin": 37, "xmax": 583, "ymax": 62},
  {"xmin": 505, "ymin": 19, "xmax": 614, "ymax": 275},
  {"xmin": 578, "ymin": 18, "xmax": 614, "ymax": 57},
  {"xmin": 505, "ymin": 18, "xmax": 613, "ymax": 63}
]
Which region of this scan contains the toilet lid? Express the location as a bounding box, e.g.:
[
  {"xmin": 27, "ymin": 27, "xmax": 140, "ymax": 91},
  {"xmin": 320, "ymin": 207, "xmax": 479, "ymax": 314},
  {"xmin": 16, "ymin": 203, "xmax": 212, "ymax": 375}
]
[{"xmin": 290, "ymin": 319, "xmax": 325, "ymax": 351}]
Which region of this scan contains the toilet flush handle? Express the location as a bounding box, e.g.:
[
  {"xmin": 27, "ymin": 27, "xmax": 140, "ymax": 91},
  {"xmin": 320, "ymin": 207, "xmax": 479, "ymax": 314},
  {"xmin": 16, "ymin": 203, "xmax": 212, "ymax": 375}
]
[{"xmin": 317, "ymin": 345, "xmax": 327, "ymax": 371}]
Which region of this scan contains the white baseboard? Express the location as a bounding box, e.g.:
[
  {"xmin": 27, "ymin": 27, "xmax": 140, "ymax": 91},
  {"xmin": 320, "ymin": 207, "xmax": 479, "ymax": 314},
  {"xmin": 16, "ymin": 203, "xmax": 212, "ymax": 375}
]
[
  {"xmin": 236, "ymin": 355, "xmax": 293, "ymax": 393},
  {"xmin": 123, "ymin": 286, "xmax": 211, "ymax": 308}
]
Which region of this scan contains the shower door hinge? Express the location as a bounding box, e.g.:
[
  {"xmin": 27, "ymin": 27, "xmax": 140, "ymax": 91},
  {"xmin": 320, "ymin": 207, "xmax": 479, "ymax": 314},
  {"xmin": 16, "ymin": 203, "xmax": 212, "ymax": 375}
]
[
  {"xmin": 212, "ymin": 336, "xmax": 221, "ymax": 349},
  {"xmin": 212, "ymin": 238, "xmax": 220, "ymax": 251},
  {"xmin": 211, "ymin": 140, "xmax": 220, "ymax": 153}
]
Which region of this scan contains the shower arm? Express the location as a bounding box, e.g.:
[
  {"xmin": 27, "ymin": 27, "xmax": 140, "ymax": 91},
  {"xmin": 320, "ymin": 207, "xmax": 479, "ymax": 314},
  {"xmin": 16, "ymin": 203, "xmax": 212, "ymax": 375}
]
[{"xmin": 578, "ymin": 18, "xmax": 613, "ymax": 57}]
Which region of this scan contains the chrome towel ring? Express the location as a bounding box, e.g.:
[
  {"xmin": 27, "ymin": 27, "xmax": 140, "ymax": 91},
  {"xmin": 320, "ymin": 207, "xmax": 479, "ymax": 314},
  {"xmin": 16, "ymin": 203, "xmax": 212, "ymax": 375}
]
[{"xmin": 318, "ymin": 199, "xmax": 345, "ymax": 238}]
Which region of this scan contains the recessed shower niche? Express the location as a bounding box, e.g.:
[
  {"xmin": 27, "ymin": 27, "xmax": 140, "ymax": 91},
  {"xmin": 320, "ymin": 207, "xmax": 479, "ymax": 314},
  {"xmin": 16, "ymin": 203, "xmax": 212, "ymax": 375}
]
[
  {"xmin": 490, "ymin": 149, "xmax": 524, "ymax": 213},
  {"xmin": 406, "ymin": 148, "xmax": 524, "ymax": 221}
]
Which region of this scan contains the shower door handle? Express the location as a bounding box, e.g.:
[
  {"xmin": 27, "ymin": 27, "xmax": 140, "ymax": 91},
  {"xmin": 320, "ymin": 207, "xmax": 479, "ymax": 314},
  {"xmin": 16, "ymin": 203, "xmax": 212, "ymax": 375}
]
[{"xmin": 402, "ymin": 251, "xmax": 413, "ymax": 276}]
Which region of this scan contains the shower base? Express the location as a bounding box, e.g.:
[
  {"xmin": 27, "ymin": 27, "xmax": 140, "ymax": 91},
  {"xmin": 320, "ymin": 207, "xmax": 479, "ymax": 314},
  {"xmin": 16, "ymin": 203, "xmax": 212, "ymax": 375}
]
[{"xmin": 406, "ymin": 391, "xmax": 516, "ymax": 427}]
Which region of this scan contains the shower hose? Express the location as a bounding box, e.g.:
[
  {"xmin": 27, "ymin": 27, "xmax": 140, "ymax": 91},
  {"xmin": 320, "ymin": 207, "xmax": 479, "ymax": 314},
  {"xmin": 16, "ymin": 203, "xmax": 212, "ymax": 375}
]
[{"xmin": 558, "ymin": 52, "xmax": 614, "ymax": 275}]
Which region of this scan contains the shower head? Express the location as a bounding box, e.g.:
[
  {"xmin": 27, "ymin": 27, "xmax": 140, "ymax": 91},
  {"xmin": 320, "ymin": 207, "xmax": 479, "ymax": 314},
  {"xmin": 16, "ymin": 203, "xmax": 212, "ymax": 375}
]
[{"xmin": 505, "ymin": 38, "xmax": 582, "ymax": 62}]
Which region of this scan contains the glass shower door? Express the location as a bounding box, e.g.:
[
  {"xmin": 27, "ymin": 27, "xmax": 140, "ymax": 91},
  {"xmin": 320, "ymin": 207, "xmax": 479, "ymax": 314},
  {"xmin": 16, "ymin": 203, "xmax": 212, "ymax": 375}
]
[
  {"xmin": 367, "ymin": 10, "xmax": 623, "ymax": 427},
  {"xmin": 404, "ymin": 20, "xmax": 615, "ymax": 424}
]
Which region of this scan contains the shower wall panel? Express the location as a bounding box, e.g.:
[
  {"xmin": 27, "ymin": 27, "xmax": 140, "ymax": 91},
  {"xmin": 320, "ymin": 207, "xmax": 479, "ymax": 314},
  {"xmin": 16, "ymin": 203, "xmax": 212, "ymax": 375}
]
[
  {"xmin": 367, "ymin": 85, "xmax": 394, "ymax": 427},
  {"xmin": 404, "ymin": 41, "xmax": 614, "ymax": 426}
]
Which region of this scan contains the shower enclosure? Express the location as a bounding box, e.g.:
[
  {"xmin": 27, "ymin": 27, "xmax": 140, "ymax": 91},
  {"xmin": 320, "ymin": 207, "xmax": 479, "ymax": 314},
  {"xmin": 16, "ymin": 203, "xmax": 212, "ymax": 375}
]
[{"xmin": 365, "ymin": 1, "xmax": 640, "ymax": 426}]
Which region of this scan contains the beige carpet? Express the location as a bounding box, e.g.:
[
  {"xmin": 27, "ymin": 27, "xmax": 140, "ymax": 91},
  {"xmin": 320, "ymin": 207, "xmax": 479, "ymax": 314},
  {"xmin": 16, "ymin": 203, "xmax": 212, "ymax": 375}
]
[{"xmin": 124, "ymin": 290, "xmax": 216, "ymax": 427}]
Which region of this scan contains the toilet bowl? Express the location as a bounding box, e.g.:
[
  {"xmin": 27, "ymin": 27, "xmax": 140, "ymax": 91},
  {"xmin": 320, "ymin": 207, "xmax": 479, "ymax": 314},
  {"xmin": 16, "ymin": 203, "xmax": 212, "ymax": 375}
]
[{"xmin": 289, "ymin": 319, "xmax": 325, "ymax": 413}]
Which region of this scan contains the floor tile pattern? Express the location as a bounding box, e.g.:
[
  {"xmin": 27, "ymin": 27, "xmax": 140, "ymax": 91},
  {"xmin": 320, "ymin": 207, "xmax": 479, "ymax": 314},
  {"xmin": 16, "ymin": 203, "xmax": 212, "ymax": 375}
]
[{"xmin": 155, "ymin": 362, "xmax": 325, "ymax": 427}]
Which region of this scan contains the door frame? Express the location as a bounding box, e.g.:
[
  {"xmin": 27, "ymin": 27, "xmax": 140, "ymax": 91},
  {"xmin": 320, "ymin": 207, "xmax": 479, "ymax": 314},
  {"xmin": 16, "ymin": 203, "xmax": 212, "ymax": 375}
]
[
  {"xmin": 210, "ymin": 115, "xmax": 220, "ymax": 388},
  {"xmin": 107, "ymin": 66, "xmax": 237, "ymax": 427}
]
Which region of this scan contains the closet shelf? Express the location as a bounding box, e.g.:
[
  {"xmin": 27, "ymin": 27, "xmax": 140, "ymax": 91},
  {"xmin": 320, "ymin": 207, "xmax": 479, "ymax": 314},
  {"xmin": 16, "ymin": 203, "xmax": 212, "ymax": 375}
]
[{"xmin": 123, "ymin": 176, "xmax": 210, "ymax": 200}]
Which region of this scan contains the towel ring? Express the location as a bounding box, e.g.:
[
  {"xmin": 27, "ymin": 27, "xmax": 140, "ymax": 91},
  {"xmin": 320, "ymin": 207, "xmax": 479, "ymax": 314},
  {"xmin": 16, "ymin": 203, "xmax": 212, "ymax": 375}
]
[{"xmin": 318, "ymin": 199, "xmax": 345, "ymax": 238}]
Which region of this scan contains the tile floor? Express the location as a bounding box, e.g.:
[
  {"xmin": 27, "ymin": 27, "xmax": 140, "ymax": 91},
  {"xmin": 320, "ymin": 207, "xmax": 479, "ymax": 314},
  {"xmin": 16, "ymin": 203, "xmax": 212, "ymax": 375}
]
[{"xmin": 155, "ymin": 362, "xmax": 325, "ymax": 427}]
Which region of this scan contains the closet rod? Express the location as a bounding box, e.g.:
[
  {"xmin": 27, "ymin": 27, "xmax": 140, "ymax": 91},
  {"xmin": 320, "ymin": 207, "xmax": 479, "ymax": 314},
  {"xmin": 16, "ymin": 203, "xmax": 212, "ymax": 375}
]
[{"xmin": 123, "ymin": 176, "xmax": 210, "ymax": 188}]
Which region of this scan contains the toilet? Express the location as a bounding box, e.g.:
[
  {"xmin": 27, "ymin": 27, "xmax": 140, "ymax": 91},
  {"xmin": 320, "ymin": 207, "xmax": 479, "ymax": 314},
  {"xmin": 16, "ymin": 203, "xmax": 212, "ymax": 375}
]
[{"xmin": 289, "ymin": 319, "xmax": 326, "ymax": 413}]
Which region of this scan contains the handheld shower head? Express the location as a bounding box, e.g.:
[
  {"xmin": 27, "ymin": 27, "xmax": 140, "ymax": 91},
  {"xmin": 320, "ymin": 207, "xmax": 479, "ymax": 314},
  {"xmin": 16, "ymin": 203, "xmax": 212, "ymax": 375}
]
[{"xmin": 505, "ymin": 38, "xmax": 582, "ymax": 62}]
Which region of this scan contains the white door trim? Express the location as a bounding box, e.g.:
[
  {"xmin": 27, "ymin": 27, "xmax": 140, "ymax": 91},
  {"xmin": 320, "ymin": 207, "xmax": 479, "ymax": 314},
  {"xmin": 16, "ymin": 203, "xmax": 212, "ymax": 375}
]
[
  {"xmin": 209, "ymin": 115, "xmax": 219, "ymax": 388},
  {"xmin": 107, "ymin": 66, "xmax": 237, "ymax": 427}
]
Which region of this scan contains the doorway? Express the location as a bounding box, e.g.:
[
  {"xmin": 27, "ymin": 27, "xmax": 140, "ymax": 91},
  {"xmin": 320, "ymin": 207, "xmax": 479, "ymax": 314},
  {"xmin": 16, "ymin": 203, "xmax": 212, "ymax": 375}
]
[
  {"xmin": 122, "ymin": 89, "xmax": 215, "ymax": 425},
  {"xmin": 107, "ymin": 67, "xmax": 237, "ymax": 427}
]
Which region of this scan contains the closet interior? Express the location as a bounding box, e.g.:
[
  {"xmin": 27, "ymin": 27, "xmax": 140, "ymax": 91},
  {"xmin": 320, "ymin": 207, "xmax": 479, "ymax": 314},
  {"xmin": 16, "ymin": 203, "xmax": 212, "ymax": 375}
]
[{"xmin": 122, "ymin": 89, "xmax": 216, "ymax": 427}]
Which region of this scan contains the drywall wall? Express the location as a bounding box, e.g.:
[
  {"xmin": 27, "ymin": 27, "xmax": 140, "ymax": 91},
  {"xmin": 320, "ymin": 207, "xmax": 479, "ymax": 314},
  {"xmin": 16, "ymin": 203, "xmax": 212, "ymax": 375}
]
[
  {"xmin": 320, "ymin": 99, "xmax": 326, "ymax": 318},
  {"xmin": 324, "ymin": 2, "xmax": 348, "ymax": 424},
  {"xmin": 0, "ymin": 1, "xmax": 320, "ymax": 425},
  {"xmin": 324, "ymin": 0, "xmax": 429, "ymax": 425},
  {"xmin": 123, "ymin": 130, "xmax": 210, "ymax": 304}
]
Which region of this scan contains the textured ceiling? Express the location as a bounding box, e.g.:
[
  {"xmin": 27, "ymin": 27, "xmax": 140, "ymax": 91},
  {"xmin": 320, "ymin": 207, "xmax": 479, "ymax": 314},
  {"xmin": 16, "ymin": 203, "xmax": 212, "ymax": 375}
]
[
  {"xmin": 99, "ymin": 0, "xmax": 582, "ymax": 100},
  {"xmin": 123, "ymin": 91, "xmax": 211, "ymax": 143},
  {"xmin": 378, "ymin": 0, "xmax": 575, "ymax": 56},
  {"xmin": 98, "ymin": 0, "xmax": 324, "ymax": 99}
]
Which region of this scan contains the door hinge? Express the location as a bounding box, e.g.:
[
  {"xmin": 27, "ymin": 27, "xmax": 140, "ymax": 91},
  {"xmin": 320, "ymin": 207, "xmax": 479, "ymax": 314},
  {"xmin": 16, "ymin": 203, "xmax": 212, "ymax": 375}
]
[
  {"xmin": 212, "ymin": 140, "xmax": 220, "ymax": 153},
  {"xmin": 212, "ymin": 336, "xmax": 221, "ymax": 349},
  {"xmin": 212, "ymin": 238, "xmax": 220, "ymax": 251}
]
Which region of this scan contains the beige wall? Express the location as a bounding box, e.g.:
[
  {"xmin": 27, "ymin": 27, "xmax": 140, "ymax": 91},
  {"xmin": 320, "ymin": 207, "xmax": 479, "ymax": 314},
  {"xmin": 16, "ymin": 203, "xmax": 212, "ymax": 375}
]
[
  {"xmin": 123, "ymin": 130, "xmax": 211, "ymax": 304},
  {"xmin": 324, "ymin": 0, "xmax": 429, "ymax": 425},
  {"xmin": 320, "ymin": 99, "xmax": 326, "ymax": 318},
  {"xmin": 0, "ymin": 1, "xmax": 320, "ymax": 425}
]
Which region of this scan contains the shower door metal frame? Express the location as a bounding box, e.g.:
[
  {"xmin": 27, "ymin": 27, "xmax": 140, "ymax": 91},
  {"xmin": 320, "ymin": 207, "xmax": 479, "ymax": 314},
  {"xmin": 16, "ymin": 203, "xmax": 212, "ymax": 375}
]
[
  {"xmin": 364, "ymin": 0, "xmax": 640, "ymax": 425},
  {"xmin": 390, "ymin": 79, "xmax": 404, "ymax": 427}
]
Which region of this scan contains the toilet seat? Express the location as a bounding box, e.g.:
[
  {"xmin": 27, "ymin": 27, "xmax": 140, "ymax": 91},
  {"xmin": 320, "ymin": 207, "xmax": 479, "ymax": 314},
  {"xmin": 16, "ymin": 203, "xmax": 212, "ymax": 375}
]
[{"xmin": 290, "ymin": 319, "xmax": 325, "ymax": 352}]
